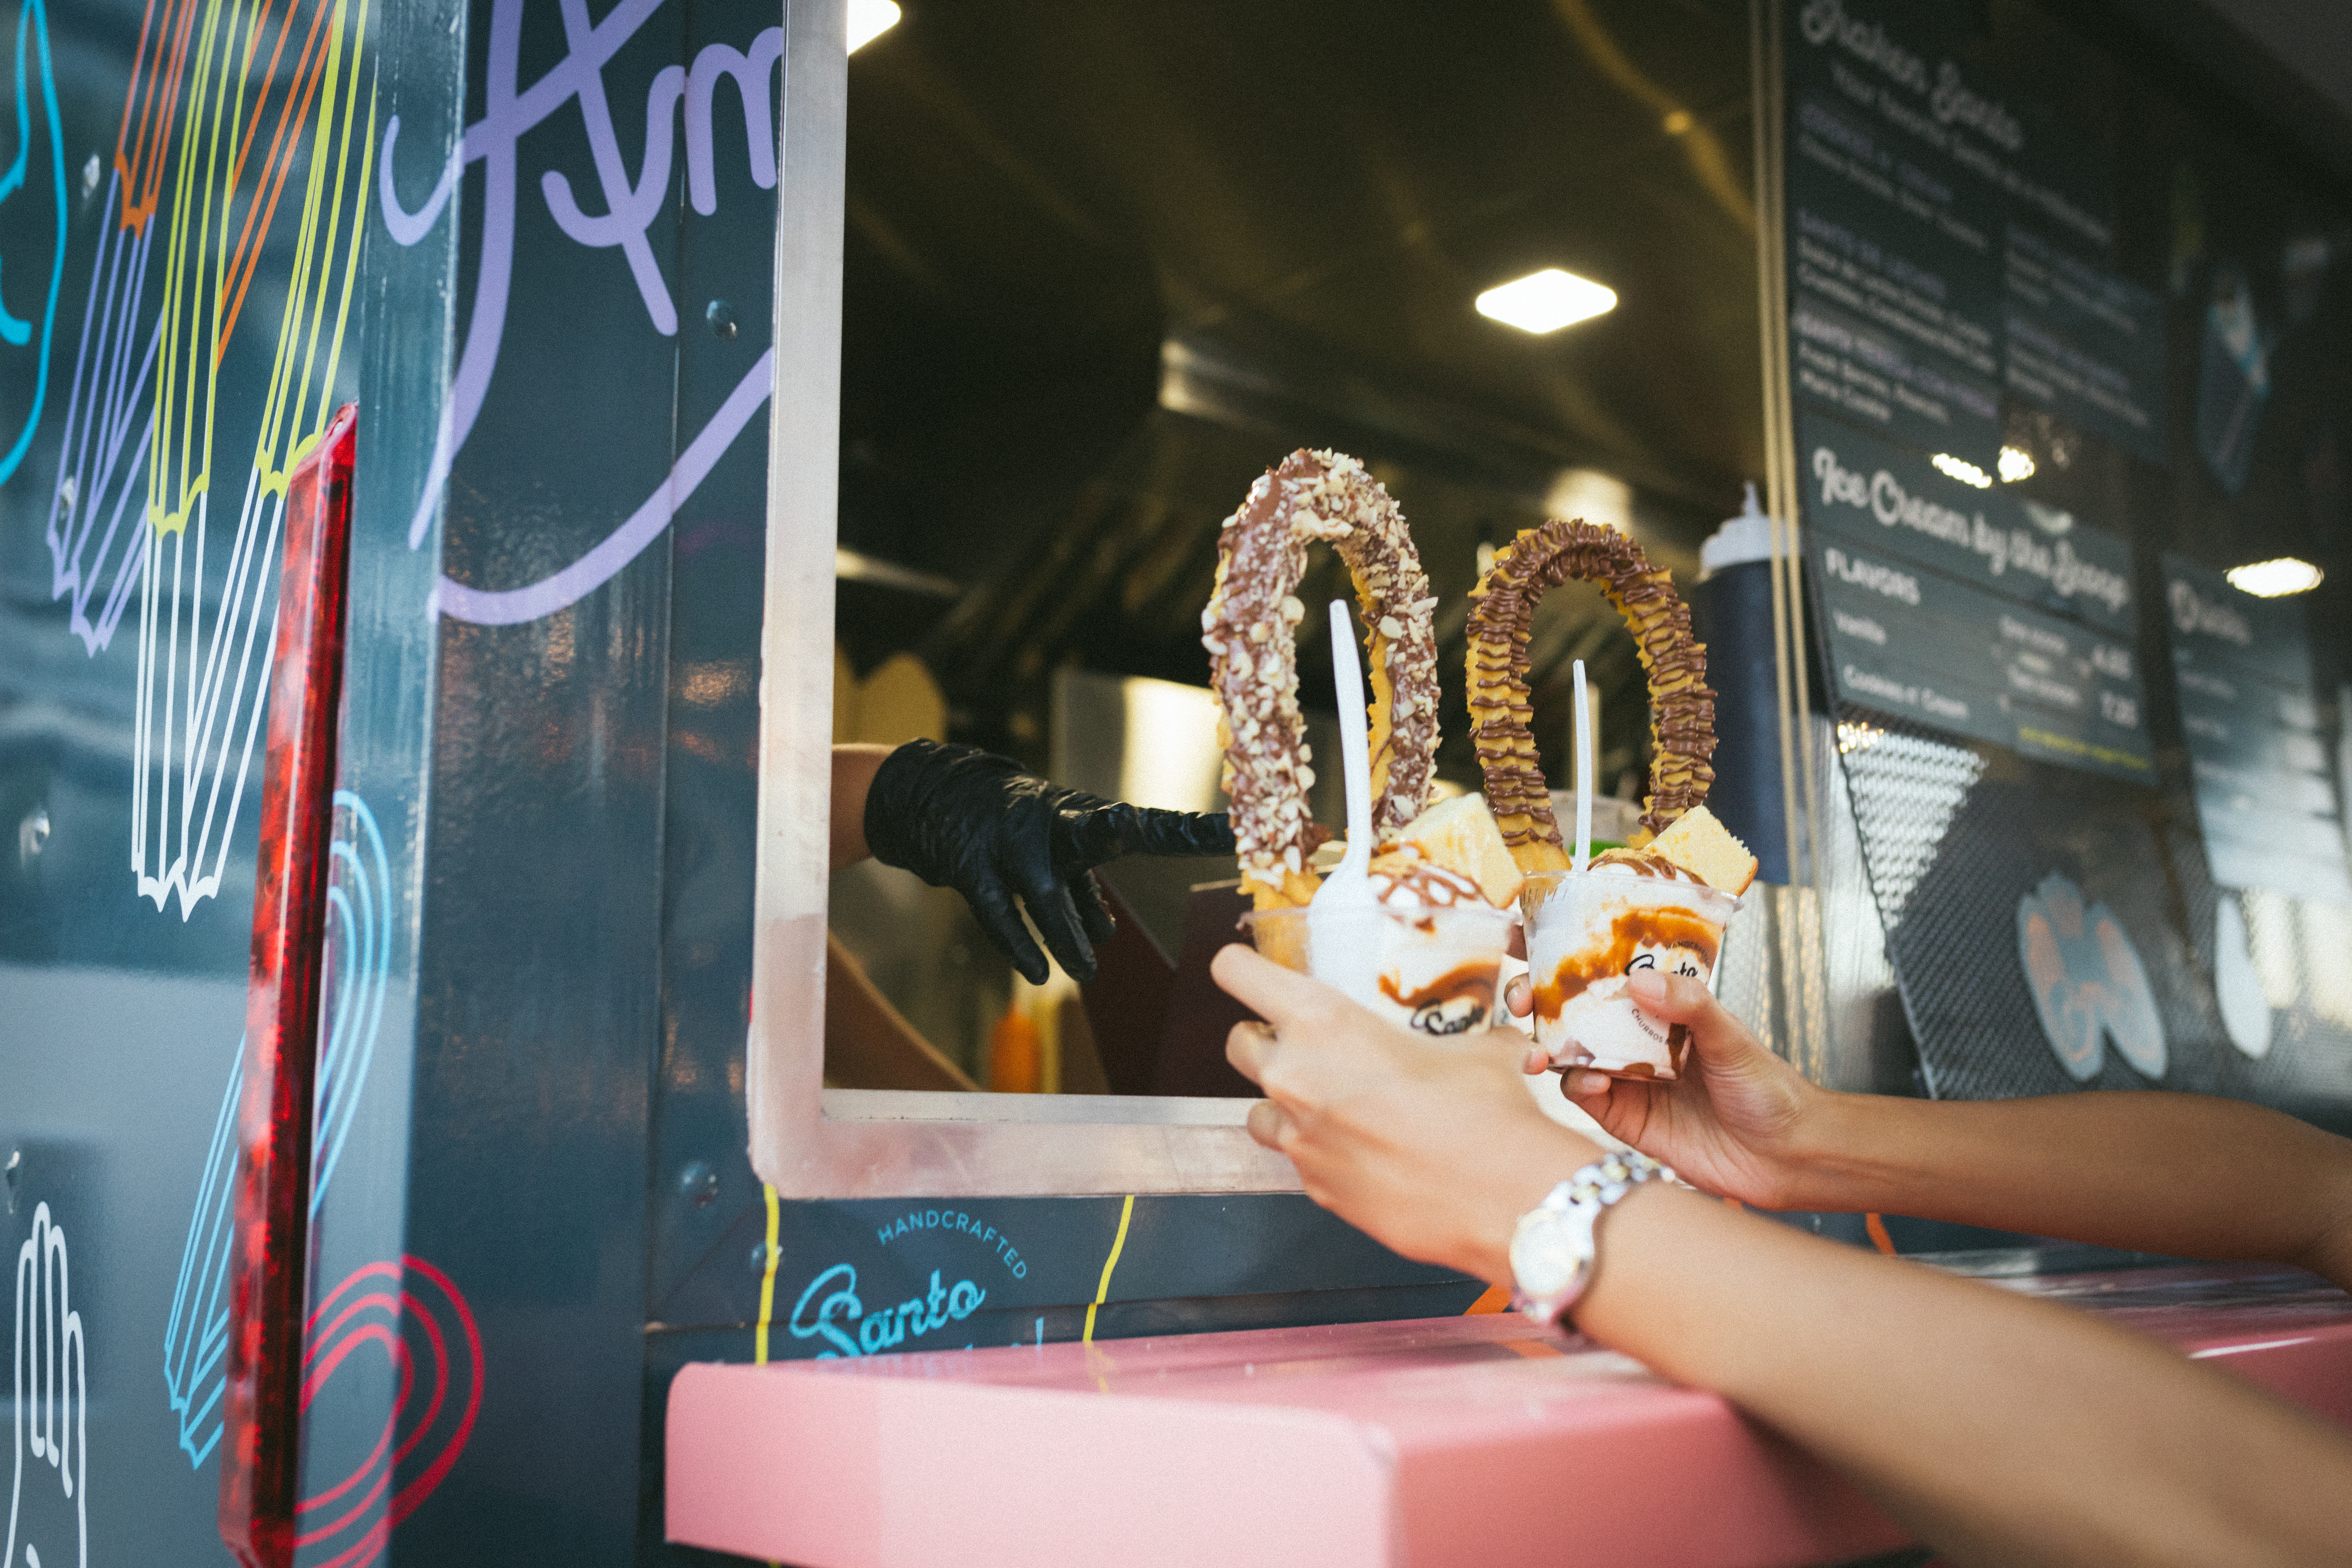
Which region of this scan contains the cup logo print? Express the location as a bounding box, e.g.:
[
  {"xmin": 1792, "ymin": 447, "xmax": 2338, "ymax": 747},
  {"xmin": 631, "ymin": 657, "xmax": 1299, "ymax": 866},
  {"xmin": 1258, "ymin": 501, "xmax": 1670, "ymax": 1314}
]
[
  {"xmin": 1625, "ymin": 944, "xmax": 1708, "ymax": 981},
  {"xmin": 9, "ymin": 1203, "xmax": 87, "ymax": 1568},
  {"xmin": 1409, "ymin": 993, "xmax": 1490, "ymax": 1036},
  {"xmin": 1396, "ymin": 969, "xmax": 1500, "ymax": 1036},
  {"xmin": 2017, "ymin": 871, "xmax": 2166, "ymax": 1082}
]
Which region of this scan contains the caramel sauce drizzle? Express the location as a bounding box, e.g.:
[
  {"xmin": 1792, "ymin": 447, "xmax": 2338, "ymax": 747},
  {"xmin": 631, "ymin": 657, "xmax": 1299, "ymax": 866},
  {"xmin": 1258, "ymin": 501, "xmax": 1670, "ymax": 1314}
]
[
  {"xmin": 1378, "ymin": 962, "xmax": 1500, "ymax": 1014},
  {"xmin": 1529, "ymin": 908, "xmax": 1722, "ymax": 1022}
]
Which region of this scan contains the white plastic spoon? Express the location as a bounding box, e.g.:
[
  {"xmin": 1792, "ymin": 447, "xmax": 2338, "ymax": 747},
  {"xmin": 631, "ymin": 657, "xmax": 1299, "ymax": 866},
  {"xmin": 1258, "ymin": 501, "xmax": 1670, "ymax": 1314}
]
[
  {"xmin": 1308, "ymin": 600, "xmax": 1381, "ymax": 992},
  {"xmin": 1572, "ymin": 658, "xmax": 1593, "ymax": 875}
]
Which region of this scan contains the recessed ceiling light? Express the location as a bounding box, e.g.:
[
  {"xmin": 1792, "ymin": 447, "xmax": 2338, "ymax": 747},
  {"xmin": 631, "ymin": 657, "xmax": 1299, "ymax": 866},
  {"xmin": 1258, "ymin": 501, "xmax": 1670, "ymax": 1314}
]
[
  {"xmin": 848, "ymin": 0, "xmax": 901, "ymax": 53},
  {"xmin": 1931, "ymin": 452, "xmax": 1993, "ymax": 489},
  {"xmin": 1998, "ymin": 445, "xmax": 2036, "ymax": 482},
  {"xmin": 1475, "ymin": 269, "xmax": 1616, "ymax": 334},
  {"xmin": 2226, "ymin": 557, "xmax": 2324, "ymax": 597}
]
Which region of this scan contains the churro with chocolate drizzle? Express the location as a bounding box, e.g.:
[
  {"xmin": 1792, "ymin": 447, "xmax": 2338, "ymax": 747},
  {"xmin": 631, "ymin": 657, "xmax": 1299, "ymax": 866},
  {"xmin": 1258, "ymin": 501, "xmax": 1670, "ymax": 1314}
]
[
  {"xmin": 1464, "ymin": 518, "xmax": 1717, "ymax": 871},
  {"xmin": 1202, "ymin": 450, "xmax": 1440, "ymax": 907}
]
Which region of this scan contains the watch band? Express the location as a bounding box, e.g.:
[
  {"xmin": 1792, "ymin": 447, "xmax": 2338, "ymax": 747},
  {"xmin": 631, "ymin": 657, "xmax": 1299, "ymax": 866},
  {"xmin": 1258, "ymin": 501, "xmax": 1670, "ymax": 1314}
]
[{"xmin": 1508, "ymin": 1151, "xmax": 1674, "ymax": 1329}]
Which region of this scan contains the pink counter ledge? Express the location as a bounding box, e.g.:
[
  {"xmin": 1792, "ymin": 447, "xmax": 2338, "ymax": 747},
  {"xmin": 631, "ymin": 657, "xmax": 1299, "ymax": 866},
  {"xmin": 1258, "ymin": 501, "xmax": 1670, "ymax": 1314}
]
[{"xmin": 666, "ymin": 1262, "xmax": 2352, "ymax": 1568}]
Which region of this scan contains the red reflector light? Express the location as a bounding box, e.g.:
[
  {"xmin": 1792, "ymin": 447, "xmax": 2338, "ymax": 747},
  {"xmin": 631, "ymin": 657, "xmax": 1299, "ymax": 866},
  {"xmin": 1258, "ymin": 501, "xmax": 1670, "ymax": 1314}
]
[{"xmin": 220, "ymin": 405, "xmax": 358, "ymax": 1568}]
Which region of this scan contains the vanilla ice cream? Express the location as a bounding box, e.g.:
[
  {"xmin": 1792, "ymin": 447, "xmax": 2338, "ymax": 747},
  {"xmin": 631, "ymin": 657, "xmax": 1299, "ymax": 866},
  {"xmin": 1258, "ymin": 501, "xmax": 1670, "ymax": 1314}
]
[
  {"xmin": 1249, "ymin": 858, "xmax": 1514, "ymax": 1036},
  {"xmin": 1520, "ymin": 852, "xmax": 1739, "ymax": 1079}
]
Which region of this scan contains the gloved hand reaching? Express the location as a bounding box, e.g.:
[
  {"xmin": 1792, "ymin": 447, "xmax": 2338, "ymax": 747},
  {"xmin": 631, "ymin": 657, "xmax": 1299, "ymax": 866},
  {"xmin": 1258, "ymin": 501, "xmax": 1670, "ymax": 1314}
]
[{"xmin": 862, "ymin": 739, "xmax": 1234, "ymax": 985}]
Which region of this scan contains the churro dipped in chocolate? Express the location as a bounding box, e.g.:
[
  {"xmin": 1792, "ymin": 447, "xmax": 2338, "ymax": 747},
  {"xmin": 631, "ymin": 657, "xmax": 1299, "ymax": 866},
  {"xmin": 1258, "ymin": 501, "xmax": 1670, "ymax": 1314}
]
[
  {"xmin": 1203, "ymin": 450, "xmax": 1439, "ymax": 907},
  {"xmin": 1464, "ymin": 518, "xmax": 1718, "ymax": 871}
]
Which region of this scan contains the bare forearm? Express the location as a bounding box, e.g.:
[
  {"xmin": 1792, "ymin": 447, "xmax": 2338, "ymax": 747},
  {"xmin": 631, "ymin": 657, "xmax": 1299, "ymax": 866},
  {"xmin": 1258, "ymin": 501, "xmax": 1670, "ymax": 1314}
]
[
  {"xmin": 830, "ymin": 744, "xmax": 892, "ymax": 872},
  {"xmin": 1577, "ymin": 1186, "xmax": 2352, "ymax": 1566},
  {"xmin": 1220, "ymin": 944, "xmax": 2352, "ymax": 1567},
  {"xmin": 1781, "ymin": 1091, "xmax": 2352, "ymax": 1290}
]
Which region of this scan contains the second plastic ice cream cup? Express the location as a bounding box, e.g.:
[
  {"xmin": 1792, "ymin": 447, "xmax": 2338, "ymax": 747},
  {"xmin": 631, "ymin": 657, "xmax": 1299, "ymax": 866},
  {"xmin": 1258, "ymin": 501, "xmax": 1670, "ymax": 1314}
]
[{"xmin": 1519, "ymin": 861, "xmax": 1738, "ymax": 1079}]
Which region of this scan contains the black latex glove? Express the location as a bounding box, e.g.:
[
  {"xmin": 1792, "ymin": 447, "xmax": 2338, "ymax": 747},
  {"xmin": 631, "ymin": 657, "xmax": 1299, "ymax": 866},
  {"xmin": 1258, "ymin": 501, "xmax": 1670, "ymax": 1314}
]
[{"xmin": 863, "ymin": 739, "xmax": 1234, "ymax": 985}]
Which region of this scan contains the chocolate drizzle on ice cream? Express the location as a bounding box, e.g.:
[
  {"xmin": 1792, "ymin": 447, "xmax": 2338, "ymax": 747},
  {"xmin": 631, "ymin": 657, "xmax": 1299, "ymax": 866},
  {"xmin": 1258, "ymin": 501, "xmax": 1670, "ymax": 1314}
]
[
  {"xmin": 1588, "ymin": 847, "xmax": 1710, "ymax": 885},
  {"xmin": 1366, "ymin": 855, "xmax": 1487, "ymax": 909}
]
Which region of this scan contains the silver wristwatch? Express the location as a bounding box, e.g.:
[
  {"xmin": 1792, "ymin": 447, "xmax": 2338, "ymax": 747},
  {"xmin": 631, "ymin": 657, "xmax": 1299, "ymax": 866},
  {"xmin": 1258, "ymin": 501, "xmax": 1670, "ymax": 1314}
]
[{"xmin": 1508, "ymin": 1152, "xmax": 1674, "ymax": 1329}]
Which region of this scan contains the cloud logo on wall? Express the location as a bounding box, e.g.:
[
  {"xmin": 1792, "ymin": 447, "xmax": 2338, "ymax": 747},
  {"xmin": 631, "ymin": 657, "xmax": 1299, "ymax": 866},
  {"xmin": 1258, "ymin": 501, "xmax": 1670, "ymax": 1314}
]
[{"xmin": 2017, "ymin": 872, "xmax": 2167, "ymax": 1082}]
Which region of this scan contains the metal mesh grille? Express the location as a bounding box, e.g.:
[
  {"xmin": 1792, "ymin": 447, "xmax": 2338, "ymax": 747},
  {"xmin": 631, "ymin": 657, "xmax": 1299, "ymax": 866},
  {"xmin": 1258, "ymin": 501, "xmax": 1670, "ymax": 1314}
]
[
  {"xmin": 1832, "ymin": 702, "xmax": 2352, "ymax": 1116},
  {"xmin": 2233, "ymin": 891, "xmax": 2352, "ymax": 1120}
]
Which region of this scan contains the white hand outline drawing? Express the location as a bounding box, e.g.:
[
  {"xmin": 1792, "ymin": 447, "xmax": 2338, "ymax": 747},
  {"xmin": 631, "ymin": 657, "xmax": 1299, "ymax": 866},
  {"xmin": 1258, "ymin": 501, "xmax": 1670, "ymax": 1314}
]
[{"xmin": 8, "ymin": 1203, "xmax": 86, "ymax": 1568}]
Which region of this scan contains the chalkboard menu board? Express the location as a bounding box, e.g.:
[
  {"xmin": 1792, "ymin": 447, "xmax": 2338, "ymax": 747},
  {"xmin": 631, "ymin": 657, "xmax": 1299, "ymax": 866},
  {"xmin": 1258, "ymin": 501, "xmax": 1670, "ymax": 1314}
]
[
  {"xmin": 1806, "ymin": 413, "xmax": 2151, "ymax": 782},
  {"xmin": 1782, "ymin": 0, "xmax": 2352, "ymax": 1120},
  {"xmin": 2163, "ymin": 554, "xmax": 2352, "ymax": 905},
  {"xmin": 1786, "ymin": 0, "xmax": 2165, "ymax": 473},
  {"xmin": 2005, "ymin": 222, "xmax": 2167, "ymax": 466},
  {"xmin": 1787, "ymin": 6, "xmax": 2005, "ymax": 469}
]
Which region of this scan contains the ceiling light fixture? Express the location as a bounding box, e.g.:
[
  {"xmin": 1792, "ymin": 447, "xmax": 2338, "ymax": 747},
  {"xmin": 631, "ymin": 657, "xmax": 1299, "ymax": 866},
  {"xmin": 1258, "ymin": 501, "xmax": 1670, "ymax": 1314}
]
[
  {"xmin": 2226, "ymin": 557, "xmax": 2324, "ymax": 597},
  {"xmin": 1475, "ymin": 268, "xmax": 1617, "ymax": 334},
  {"xmin": 1931, "ymin": 452, "xmax": 1993, "ymax": 489},
  {"xmin": 1543, "ymin": 468, "xmax": 1633, "ymax": 532},
  {"xmin": 848, "ymin": 0, "xmax": 900, "ymax": 53},
  {"xmin": 1998, "ymin": 445, "xmax": 2036, "ymax": 483}
]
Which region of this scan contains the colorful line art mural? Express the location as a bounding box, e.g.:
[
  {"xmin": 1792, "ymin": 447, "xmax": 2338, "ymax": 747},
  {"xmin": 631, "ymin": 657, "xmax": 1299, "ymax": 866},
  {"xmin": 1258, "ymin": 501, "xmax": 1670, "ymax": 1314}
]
[
  {"xmin": 164, "ymin": 790, "xmax": 394, "ymax": 1469},
  {"xmin": 25, "ymin": 0, "xmax": 380, "ymax": 914},
  {"xmin": 8, "ymin": 1203, "xmax": 89, "ymax": 1568},
  {"xmin": 0, "ymin": 0, "xmax": 67, "ymax": 490},
  {"xmin": 295, "ymin": 1257, "xmax": 483, "ymax": 1568},
  {"xmin": 142, "ymin": 0, "xmax": 374, "ymax": 540},
  {"xmin": 40, "ymin": 0, "xmax": 221, "ymax": 657},
  {"xmin": 125, "ymin": 0, "xmax": 378, "ymax": 918},
  {"xmin": 44, "ymin": 163, "xmax": 158, "ymax": 659},
  {"xmin": 383, "ymin": 0, "xmax": 781, "ymax": 626},
  {"xmin": 314, "ymin": 790, "xmax": 393, "ymax": 1206},
  {"xmin": 162, "ymin": 1033, "xmax": 241, "ymax": 1468}
]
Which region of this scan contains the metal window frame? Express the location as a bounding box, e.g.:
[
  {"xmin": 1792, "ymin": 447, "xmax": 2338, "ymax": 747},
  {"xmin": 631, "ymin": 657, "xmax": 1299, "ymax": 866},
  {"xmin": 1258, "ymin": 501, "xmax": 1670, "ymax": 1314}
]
[{"xmin": 747, "ymin": 0, "xmax": 1297, "ymax": 1199}]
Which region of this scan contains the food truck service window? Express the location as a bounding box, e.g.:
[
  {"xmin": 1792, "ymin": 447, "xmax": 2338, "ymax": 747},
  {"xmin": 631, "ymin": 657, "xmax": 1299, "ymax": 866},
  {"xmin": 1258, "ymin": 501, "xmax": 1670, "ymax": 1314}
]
[
  {"xmin": 750, "ymin": 0, "xmax": 1288, "ymax": 1199},
  {"xmin": 751, "ymin": 0, "xmax": 1774, "ymax": 1197}
]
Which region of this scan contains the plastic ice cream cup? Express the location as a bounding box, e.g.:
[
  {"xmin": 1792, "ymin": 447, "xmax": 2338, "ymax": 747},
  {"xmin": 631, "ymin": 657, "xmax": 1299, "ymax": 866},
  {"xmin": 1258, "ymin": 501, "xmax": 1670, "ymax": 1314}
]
[
  {"xmin": 1244, "ymin": 902, "xmax": 1515, "ymax": 1038},
  {"xmin": 1519, "ymin": 864, "xmax": 1740, "ymax": 1080}
]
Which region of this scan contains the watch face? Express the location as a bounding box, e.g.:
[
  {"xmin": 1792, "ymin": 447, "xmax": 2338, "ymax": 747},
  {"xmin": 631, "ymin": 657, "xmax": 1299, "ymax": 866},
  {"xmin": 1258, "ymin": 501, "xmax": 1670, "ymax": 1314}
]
[{"xmin": 1510, "ymin": 1210, "xmax": 1589, "ymax": 1300}]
